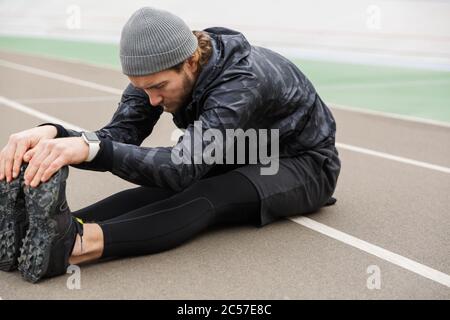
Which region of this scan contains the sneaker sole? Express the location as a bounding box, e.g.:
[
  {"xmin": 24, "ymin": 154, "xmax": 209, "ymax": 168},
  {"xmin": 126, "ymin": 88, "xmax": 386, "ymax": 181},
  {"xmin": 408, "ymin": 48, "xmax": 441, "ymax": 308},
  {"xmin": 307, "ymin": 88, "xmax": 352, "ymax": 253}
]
[
  {"xmin": 18, "ymin": 167, "xmax": 69, "ymax": 283},
  {"xmin": 0, "ymin": 178, "xmax": 24, "ymax": 272}
]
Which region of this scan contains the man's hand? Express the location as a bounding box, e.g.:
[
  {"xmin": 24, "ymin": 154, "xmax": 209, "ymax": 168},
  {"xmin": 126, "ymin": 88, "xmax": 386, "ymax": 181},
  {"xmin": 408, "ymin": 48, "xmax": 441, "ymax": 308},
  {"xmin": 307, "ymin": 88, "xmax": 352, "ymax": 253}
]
[
  {"xmin": 23, "ymin": 137, "xmax": 89, "ymax": 187},
  {"xmin": 0, "ymin": 126, "xmax": 57, "ymax": 182}
]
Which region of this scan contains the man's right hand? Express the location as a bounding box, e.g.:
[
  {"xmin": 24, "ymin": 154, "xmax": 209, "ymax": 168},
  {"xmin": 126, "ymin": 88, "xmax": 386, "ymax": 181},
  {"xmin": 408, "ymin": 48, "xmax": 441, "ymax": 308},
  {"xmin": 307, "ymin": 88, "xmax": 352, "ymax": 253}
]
[{"xmin": 0, "ymin": 125, "xmax": 57, "ymax": 182}]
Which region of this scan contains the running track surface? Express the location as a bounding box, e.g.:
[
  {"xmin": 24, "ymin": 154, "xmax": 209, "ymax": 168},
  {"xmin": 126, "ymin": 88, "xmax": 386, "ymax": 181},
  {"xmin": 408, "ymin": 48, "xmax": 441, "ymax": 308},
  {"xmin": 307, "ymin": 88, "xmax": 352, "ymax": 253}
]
[{"xmin": 0, "ymin": 50, "xmax": 449, "ymax": 299}]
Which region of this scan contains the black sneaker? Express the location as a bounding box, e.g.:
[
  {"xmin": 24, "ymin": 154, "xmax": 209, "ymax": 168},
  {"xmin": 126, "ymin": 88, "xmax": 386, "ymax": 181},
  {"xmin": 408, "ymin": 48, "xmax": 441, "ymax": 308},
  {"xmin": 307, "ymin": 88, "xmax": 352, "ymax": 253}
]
[
  {"xmin": 18, "ymin": 166, "xmax": 83, "ymax": 283},
  {"xmin": 0, "ymin": 165, "xmax": 28, "ymax": 271}
]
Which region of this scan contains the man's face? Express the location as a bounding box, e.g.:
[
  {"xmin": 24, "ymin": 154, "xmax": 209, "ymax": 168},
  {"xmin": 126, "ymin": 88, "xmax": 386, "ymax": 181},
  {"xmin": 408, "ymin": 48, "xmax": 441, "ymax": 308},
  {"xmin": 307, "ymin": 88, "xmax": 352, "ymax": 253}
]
[{"xmin": 128, "ymin": 61, "xmax": 197, "ymax": 114}]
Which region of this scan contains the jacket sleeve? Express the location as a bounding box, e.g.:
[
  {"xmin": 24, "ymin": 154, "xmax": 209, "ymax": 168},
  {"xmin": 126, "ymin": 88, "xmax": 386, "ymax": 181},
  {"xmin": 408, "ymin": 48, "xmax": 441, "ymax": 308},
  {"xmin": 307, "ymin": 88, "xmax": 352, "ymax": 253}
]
[
  {"xmin": 39, "ymin": 83, "xmax": 163, "ymax": 171},
  {"xmin": 97, "ymin": 78, "xmax": 263, "ymax": 191}
]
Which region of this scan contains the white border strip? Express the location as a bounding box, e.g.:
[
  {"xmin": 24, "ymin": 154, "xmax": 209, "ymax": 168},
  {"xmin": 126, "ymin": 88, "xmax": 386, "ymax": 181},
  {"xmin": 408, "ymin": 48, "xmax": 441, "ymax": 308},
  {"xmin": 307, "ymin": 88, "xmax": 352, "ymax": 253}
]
[{"xmin": 291, "ymin": 217, "xmax": 450, "ymax": 288}]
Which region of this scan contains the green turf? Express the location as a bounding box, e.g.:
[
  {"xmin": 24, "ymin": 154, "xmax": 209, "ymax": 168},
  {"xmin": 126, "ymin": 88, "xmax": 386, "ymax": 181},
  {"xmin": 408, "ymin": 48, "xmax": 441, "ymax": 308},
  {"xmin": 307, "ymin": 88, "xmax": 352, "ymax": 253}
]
[
  {"xmin": 0, "ymin": 36, "xmax": 120, "ymax": 69},
  {"xmin": 1, "ymin": 35, "xmax": 449, "ymax": 123},
  {"xmin": 296, "ymin": 59, "xmax": 450, "ymax": 122}
]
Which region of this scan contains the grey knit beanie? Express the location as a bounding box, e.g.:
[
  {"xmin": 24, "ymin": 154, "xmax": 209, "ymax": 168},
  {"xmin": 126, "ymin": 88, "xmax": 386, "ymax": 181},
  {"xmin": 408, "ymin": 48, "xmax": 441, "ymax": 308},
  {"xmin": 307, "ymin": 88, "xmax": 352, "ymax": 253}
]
[{"xmin": 120, "ymin": 7, "xmax": 198, "ymax": 76}]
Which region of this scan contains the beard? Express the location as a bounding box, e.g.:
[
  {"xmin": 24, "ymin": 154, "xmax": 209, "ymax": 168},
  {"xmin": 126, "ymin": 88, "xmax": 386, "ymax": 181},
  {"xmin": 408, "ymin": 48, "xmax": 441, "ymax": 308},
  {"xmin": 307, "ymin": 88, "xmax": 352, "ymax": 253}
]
[{"xmin": 164, "ymin": 70, "xmax": 196, "ymax": 113}]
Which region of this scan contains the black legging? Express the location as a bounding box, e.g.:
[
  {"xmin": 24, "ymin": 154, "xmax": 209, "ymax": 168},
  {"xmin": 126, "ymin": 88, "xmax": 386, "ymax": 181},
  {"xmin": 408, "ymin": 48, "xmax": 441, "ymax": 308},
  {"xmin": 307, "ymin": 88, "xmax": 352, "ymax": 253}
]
[{"xmin": 72, "ymin": 171, "xmax": 260, "ymax": 258}]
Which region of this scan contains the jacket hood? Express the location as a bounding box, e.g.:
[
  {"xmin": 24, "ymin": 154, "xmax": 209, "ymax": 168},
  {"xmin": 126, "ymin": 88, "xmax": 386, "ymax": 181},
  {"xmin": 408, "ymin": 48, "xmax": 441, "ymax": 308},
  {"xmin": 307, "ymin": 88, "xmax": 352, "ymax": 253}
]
[{"xmin": 172, "ymin": 27, "xmax": 252, "ymax": 127}]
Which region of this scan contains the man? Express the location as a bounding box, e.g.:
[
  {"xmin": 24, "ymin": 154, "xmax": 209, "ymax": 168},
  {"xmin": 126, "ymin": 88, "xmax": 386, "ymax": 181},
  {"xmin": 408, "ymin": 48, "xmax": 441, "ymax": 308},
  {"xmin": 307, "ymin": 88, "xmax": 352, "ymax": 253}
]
[{"xmin": 0, "ymin": 7, "xmax": 340, "ymax": 282}]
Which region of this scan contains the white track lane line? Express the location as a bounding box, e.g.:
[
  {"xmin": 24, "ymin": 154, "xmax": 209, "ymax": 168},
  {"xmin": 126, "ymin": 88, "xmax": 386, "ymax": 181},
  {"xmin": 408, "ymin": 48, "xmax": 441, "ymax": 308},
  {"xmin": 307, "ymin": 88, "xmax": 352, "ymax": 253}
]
[
  {"xmin": 1, "ymin": 59, "xmax": 449, "ymax": 173},
  {"xmin": 320, "ymin": 78, "xmax": 450, "ymax": 90},
  {"xmin": 17, "ymin": 96, "xmax": 119, "ymax": 104},
  {"xmin": 3, "ymin": 56, "xmax": 450, "ymax": 128},
  {"xmin": 1, "ymin": 95, "xmax": 450, "ymax": 288},
  {"xmin": 0, "ymin": 59, "xmax": 122, "ymax": 95},
  {"xmin": 330, "ymin": 104, "xmax": 450, "ymax": 128},
  {"xmin": 292, "ymin": 217, "xmax": 450, "ymax": 288},
  {"xmin": 0, "ymin": 96, "xmax": 85, "ymax": 132},
  {"xmin": 2, "ymin": 57, "xmax": 450, "ymax": 128},
  {"xmin": 336, "ymin": 142, "xmax": 450, "ymax": 174}
]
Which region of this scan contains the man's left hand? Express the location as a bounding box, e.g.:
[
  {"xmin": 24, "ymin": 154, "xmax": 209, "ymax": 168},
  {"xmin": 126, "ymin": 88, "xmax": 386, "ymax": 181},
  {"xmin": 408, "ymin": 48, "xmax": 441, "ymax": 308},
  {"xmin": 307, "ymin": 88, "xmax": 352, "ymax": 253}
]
[{"xmin": 23, "ymin": 137, "xmax": 89, "ymax": 187}]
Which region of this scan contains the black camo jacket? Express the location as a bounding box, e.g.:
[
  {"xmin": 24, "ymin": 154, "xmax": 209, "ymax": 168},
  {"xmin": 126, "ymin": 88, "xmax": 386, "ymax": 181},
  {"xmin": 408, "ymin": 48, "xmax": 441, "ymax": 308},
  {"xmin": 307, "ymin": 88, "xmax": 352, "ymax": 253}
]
[{"xmin": 47, "ymin": 27, "xmax": 338, "ymax": 194}]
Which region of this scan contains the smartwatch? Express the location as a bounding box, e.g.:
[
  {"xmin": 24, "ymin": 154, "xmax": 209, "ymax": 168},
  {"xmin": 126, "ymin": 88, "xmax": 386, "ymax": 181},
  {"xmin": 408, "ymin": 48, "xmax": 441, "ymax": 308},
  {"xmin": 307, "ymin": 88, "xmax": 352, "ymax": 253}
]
[{"xmin": 81, "ymin": 132, "xmax": 101, "ymax": 162}]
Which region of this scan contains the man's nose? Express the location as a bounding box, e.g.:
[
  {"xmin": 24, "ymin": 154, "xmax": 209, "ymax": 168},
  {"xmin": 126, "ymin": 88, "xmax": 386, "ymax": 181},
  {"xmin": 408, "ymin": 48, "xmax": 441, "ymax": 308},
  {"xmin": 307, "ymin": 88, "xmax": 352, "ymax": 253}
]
[
  {"xmin": 149, "ymin": 96, "xmax": 163, "ymax": 106},
  {"xmin": 146, "ymin": 91, "xmax": 163, "ymax": 106}
]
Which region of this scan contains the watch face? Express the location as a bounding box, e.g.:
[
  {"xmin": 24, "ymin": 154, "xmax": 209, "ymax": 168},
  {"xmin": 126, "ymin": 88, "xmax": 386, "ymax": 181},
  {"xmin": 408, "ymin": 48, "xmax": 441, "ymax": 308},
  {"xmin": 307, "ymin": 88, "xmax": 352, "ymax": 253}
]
[{"xmin": 84, "ymin": 132, "xmax": 99, "ymax": 142}]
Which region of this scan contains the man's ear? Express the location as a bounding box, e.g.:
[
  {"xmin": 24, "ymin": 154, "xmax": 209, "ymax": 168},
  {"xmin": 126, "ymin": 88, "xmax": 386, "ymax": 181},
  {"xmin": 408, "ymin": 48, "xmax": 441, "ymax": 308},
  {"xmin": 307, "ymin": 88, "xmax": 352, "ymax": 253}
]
[{"xmin": 186, "ymin": 53, "xmax": 200, "ymax": 74}]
